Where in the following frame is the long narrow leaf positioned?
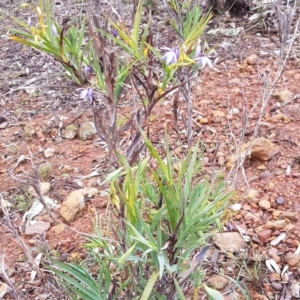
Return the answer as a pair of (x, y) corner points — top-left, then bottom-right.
(140, 271), (159, 300)
(203, 284), (225, 300)
(118, 243), (136, 269)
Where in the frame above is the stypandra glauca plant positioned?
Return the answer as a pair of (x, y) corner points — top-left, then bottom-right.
(85, 0), (213, 166)
(8, 0), (90, 85)
(50, 130), (234, 299)
(9, 0), (213, 166)
(168, 0), (213, 147)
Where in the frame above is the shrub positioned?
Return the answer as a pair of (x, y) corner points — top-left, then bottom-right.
(50, 131), (233, 299)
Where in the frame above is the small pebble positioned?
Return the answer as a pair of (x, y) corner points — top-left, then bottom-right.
(276, 197), (284, 205)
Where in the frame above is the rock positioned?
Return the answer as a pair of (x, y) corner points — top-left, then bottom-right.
(282, 104), (300, 121)
(28, 182), (50, 197)
(44, 147), (55, 158)
(214, 232), (244, 252)
(231, 203), (242, 211)
(59, 188), (98, 222)
(62, 124), (78, 139)
(268, 248), (281, 263)
(78, 121), (96, 140)
(271, 282), (283, 291)
(284, 224), (295, 231)
(199, 117), (209, 124)
(226, 156), (234, 169)
(245, 189), (259, 201)
(25, 221), (51, 235)
(285, 253), (300, 268)
(281, 211), (298, 222)
(60, 190), (85, 222)
(229, 108), (240, 115)
(286, 238), (297, 247)
(268, 113), (291, 123)
(257, 164), (266, 170)
(254, 226), (264, 233)
(81, 187), (98, 196)
(208, 275), (229, 290)
(276, 197), (284, 205)
(248, 138), (279, 161)
(230, 140), (275, 169)
(273, 89), (293, 102)
(213, 110), (225, 118)
(246, 54), (258, 65)
(50, 224), (66, 235)
(257, 229), (272, 243)
(23, 196), (59, 225)
(243, 211), (260, 223)
(259, 200), (271, 210)
(242, 203), (252, 211)
(266, 220), (287, 230)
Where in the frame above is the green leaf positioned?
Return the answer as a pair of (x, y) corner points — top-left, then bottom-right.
(117, 243), (136, 269)
(49, 261), (100, 299)
(140, 271), (159, 300)
(173, 277), (186, 300)
(203, 284), (225, 300)
(139, 127), (170, 181)
(104, 166), (125, 183)
(8, 27), (33, 38)
(145, 42), (162, 58)
(132, 0), (142, 54)
(10, 15), (28, 28)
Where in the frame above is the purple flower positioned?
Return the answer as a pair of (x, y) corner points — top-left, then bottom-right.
(112, 28), (118, 37)
(195, 55), (212, 69)
(193, 45), (213, 69)
(85, 66), (93, 74)
(162, 47), (179, 65)
(80, 88), (93, 103)
(227, 222), (233, 232)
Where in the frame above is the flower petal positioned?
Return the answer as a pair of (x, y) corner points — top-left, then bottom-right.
(87, 88), (93, 103)
(174, 48), (179, 60)
(85, 66), (93, 73)
(194, 45), (201, 58)
(113, 29), (118, 37)
(27, 17), (32, 28)
(80, 89), (88, 99)
(52, 23), (58, 36)
(196, 56), (213, 68)
(164, 53), (173, 65)
(206, 57), (213, 68)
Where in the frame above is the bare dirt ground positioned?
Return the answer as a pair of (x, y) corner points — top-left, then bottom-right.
(1, 0), (300, 299)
